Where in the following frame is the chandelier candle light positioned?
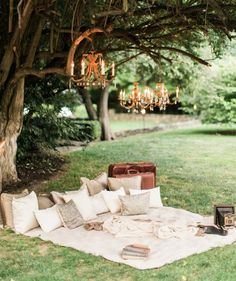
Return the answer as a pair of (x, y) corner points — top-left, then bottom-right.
(70, 51), (115, 88)
(119, 82), (179, 112)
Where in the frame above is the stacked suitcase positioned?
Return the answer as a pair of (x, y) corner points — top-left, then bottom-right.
(108, 162), (156, 189)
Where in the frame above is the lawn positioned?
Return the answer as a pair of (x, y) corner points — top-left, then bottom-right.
(1, 125), (236, 281)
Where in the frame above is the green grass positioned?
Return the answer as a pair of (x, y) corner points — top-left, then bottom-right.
(1, 125), (236, 280)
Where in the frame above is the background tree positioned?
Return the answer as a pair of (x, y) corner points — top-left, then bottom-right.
(179, 40), (236, 123)
(1, 0), (236, 190)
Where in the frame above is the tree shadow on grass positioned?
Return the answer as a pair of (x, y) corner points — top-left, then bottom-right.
(182, 128), (236, 136)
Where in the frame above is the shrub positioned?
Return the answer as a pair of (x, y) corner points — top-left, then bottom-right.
(17, 76), (101, 161)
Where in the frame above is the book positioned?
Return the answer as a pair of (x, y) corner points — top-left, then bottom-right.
(121, 244), (150, 260)
(124, 246), (150, 254)
(121, 249), (148, 257)
(121, 254), (148, 260)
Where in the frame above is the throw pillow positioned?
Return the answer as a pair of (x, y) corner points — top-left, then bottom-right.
(101, 187), (126, 213)
(0, 189), (29, 228)
(12, 191), (39, 233)
(34, 205), (62, 232)
(63, 188), (97, 221)
(80, 172), (108, 195)
(129, 187), (163, 208)
(108, 176), (142, 194)
(119, 192), (150, 216)
(50, 191), (66, 204)
(38, 196), (54, 210)
(57, 200), (84, 229)
(90, 192), (110, 215)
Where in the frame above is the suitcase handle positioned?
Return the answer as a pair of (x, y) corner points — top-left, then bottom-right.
(127, 168), (139, 174)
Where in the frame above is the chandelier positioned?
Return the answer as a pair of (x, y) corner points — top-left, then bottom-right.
(118, 82), (179, 112)
(69, 51), (115, 88)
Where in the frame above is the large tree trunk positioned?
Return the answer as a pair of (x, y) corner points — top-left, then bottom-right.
(0, 78), (25, 191)
(98, 85), (115, 141)
(0, 5), (44, 191)
(80, 88), (98, 120)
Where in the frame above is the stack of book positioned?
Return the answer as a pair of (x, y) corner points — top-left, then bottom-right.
(121, 244), (150, 260)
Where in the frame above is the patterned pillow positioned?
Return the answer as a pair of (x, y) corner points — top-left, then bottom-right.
(57, 200), (84, 229)
(119, 192), (150, 216)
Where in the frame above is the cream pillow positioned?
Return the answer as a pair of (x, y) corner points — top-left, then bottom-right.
(63, 189), (97, 221)
(50, 191), (66, 204)
(101, 187), (126, 213)
(108, 176), (142, 194)
(12, 191), (39, 234)
(90, 192), (110, 215)
(38, 196), (54, 210)
(129, 187), (163, 208)
(119, 192), (150, 216)
(34, 205), (62, 232)
(0, 189), (29, 228)
(80, 172), (108, 195)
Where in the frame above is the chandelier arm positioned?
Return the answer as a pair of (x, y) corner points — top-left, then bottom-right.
(119, 100), (136, 110)
(66, 27), (108, 76)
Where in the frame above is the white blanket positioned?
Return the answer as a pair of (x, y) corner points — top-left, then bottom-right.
(25, 207), (236, 270)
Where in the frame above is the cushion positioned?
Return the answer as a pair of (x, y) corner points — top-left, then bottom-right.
(119, 192), (150, 216)
(12, 191), (39, 233)
(108, 176), (142, 194)
(80, 172), (108, 195)
(101, 187), (126, 213)
(63, 188), (97, 221)
(86, 180), (105, 196)
(34, 205), (62, 232)
(50, 191), (66, 204)
(57, 200), (84, 229)
(0, 189), (29, 228)
(90, 192), (110, 215)
(129, 187), (163, 208)
(38, 196), (54, 210)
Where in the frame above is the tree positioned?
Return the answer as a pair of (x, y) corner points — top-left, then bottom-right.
(1, 0), (236, 190)
(180, 40), (236, 123)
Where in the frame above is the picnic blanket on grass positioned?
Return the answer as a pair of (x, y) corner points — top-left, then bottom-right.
(25, 207), (236, 270)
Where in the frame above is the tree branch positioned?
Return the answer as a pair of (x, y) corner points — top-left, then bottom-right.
(7, 67), (66, 90)
(156, 47), (211, 66)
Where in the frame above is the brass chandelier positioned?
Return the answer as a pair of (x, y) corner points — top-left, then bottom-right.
(70, 51), (115, 88)
(118, 82), (179, 112)
(66, 27), (115, 88)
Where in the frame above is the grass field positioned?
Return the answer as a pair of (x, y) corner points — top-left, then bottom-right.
(1, 125), (236, 281)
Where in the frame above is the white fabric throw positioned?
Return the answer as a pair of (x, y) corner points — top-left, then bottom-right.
(103, 211), (199, 239)
(25, 207), (236, 270)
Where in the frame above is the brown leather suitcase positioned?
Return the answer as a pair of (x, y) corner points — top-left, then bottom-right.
(108, 162), (156, 189)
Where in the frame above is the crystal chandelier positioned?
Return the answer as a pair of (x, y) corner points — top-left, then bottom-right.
(69, 51), (115, 88)
(118, 82), (179, 112)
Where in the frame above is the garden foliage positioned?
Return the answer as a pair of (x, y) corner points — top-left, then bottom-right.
(17, 77), (100, 160)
